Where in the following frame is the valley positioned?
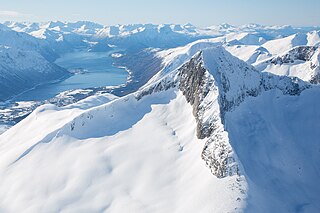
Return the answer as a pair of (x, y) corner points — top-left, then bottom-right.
(13, 51), (128, 102)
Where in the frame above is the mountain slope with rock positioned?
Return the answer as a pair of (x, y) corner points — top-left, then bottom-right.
(254, 46), (320, 83)
(0, 42), (319, 213)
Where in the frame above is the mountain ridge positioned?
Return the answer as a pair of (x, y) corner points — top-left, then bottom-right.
(0, 21), (319, 212)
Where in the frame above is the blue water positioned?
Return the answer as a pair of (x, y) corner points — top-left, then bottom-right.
(13, 51), (128, 101)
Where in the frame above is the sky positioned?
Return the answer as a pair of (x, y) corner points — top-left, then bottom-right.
(0, 0), (319, 27)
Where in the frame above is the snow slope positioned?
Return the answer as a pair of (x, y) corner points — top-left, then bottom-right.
(0, 26), (58, 61)
(0, 89), (246, 213)
(227, 87), (320, 213)
(149, 29), (320, 74)
(186, 31), (320, 83)
(221, 31), (320, 65)
(262, 32), (317, 55)
(225, 45), (271, 64)
(223, 32), (267, 45)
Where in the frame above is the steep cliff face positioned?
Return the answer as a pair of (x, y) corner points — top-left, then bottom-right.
(177, 53), (237, 178)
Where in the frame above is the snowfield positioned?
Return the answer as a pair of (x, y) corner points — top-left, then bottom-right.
(0, 90), (246, 213)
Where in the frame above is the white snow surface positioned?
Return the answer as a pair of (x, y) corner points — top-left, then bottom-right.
(226, 87), (320, 212)
(257, 31), (319, 56)
(0, 90), (246, 213)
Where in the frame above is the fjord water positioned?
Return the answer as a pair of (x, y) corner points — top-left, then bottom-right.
(13, 51), (128, 101)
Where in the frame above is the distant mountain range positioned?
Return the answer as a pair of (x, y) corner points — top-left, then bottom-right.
(4, 21), (320, 52)
(0, 21), (319, 102)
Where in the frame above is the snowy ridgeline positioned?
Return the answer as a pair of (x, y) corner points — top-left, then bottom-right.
(0, 43), (319, 213)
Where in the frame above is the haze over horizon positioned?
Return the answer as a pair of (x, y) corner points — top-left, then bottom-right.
(0, 0), (319, 27)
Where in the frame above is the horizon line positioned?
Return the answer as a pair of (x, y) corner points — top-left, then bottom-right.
(1, 20), (320, 29)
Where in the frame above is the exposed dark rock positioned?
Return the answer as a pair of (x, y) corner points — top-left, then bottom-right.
(178, 52), (214, 139)
(310, 73), (320, 84)
(135, 79), (177, 100)
(177, 52), (238, 178)
(267, 46), (318, 65)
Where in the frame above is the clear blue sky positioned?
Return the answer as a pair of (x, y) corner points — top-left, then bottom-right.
(0, 0), (319, 27)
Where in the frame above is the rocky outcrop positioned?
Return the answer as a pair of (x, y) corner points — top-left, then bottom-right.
(178, 52), (239, 178)
(310, 73), (320, 84)
(135, 72), (177, 100)
(267, 46), (318, 65)
(178, 52), (212, 138)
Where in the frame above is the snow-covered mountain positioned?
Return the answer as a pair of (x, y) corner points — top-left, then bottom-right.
(213, 30), (320, 83)
(91, 23), (214, 51)
(0, 21), (320, 212)
(0, 46), (70, 101)
(254, 46), (320, 83)
(5, 21), (319, 54)
(0, 38), (319, 213)
(0, 24), (58, 61)
(261, 31), (320, 55)
(0, 25), (70, 101)
(4, 21), (103, 36)
(3, 21), (105, 53)
(206, 23), (320, 38)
